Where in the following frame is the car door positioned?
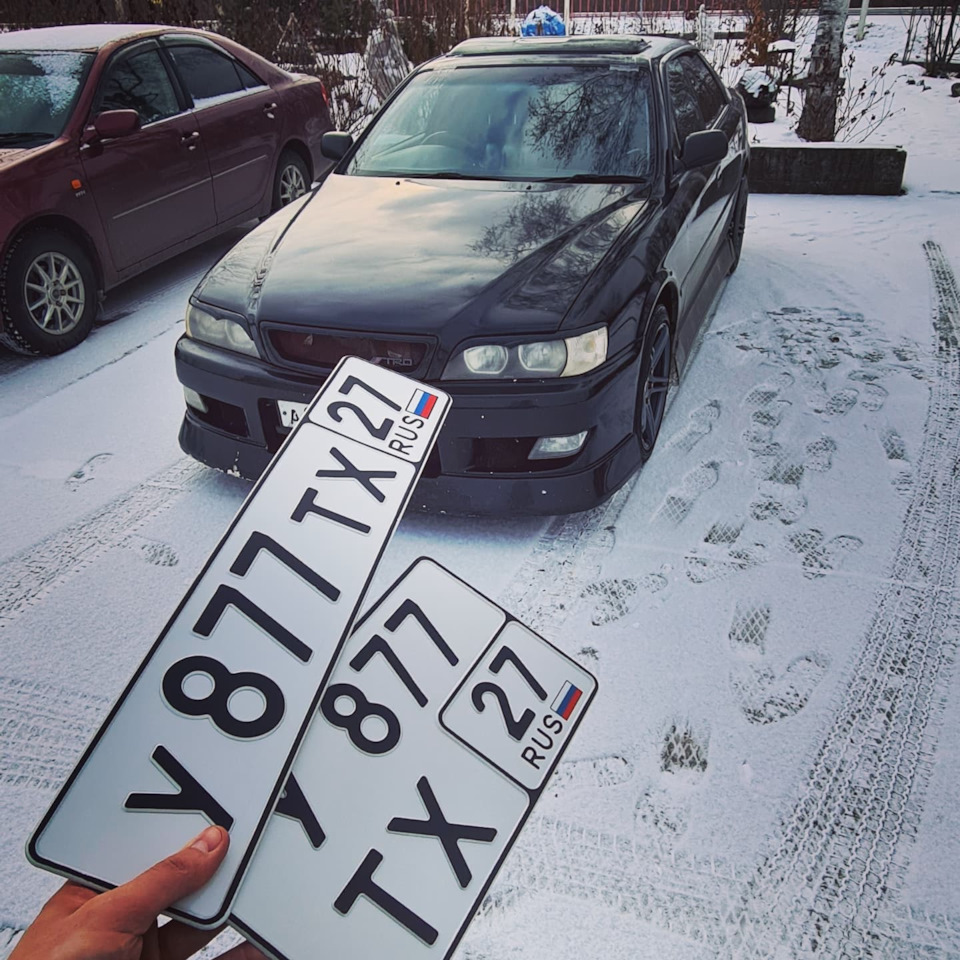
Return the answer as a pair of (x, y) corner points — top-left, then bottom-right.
(660, 52), (734, 348)
(80, 40), (216, 272)
(163, 39), (280, 224)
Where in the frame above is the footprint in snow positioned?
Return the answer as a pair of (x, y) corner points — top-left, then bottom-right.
(824, 388), (859, 418)
(786, 528), (862, 579)
(123, 535), (180, 567)
(860, 383), (888, 411)
(750, 482), (807, 525)
(879, 427), (908, 461)
(582, 574), (667, 625)
(728, 601), (770, 658)
(667, 400), (721, 453)
(730, 653), (829, 725)
(66, 453), (113, 489)
(655, 461), (720, 525)
(804, 436), (837, 473)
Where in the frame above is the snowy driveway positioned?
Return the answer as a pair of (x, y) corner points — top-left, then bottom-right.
(2, 191), (959, 959)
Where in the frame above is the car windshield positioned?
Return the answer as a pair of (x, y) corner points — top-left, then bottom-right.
(0, 51), (93, 145)
(346, 62), (654, 182)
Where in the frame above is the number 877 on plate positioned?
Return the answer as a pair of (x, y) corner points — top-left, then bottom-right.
(232, 558), (598, 960)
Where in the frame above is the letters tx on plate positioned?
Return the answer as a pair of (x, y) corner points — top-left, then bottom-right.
(231, 558), (597, 960)
(28, 358), (449, 928)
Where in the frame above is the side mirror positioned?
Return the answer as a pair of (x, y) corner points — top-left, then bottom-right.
(681, 129), (727, 169)
(92, 109), (141, 140)
(321, 131), (354, 162)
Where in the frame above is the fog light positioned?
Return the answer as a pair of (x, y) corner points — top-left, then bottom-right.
(183, 387), (208, 413)
(529, 431), (588, 460)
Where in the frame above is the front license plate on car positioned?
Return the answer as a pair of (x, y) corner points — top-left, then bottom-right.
(277, 400), (308, 428)
(231, 558), (597, 960)
(28, 358), (450, 928)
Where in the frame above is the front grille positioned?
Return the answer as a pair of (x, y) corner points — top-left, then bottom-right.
(267, 327), (433, 377)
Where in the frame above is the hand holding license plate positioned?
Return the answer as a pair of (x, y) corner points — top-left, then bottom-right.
(231, 559), (597, 960)
(28, 357), (450, 927)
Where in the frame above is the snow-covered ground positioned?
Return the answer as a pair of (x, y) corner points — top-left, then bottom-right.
(2, 15), (959, 960)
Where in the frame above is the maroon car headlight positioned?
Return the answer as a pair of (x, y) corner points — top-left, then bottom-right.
(185, 303), (260, 358)
(442, 327), (607, 380)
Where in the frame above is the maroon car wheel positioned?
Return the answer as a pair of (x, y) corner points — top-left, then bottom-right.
(272, 150), (310, 212)
(0, 230), (97, 356)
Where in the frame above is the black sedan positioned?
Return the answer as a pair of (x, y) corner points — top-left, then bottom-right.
(175, 35), (748, 515)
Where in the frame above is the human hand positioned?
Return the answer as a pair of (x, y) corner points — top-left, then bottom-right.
(12, 826), (265, 960)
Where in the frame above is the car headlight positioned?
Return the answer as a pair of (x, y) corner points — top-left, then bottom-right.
(443, 327), (607, 380)
(185, 303), (260, 358)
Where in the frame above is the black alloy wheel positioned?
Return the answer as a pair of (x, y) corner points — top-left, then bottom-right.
(637, 305), (672, 457)
(728, 177), (748, 274)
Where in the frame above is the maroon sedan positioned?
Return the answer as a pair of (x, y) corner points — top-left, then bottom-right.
(0, 23), (333, 354)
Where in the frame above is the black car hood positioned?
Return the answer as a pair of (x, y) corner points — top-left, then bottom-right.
(196, 173), (648, 336)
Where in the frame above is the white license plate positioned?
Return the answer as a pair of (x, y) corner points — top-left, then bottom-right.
(231, 558), (597, 960)
(277, 400), (308, 429)
(28, 358), (450, 928)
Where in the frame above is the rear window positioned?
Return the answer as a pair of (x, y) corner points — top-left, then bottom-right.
(0, 51), (93, 144)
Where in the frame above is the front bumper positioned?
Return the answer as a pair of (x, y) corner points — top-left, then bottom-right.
(175, 336), (645, 516)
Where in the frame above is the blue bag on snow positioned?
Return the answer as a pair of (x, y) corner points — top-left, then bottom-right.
(521, 6), (566, 36)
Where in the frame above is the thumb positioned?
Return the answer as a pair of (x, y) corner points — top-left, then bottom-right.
(85, 825), (229, 933)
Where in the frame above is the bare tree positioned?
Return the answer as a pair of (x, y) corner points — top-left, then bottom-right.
(796, 0), (850, 141)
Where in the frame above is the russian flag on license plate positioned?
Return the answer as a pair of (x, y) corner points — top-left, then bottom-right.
(407, 388), (439, 419)
(552, 681), (582, 720)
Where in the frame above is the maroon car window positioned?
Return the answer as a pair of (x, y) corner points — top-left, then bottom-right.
(166, 45), (244, 105)
(665, 57), (705, 154)
(235, 60), (265, 90)
(96, 49), (180, 125)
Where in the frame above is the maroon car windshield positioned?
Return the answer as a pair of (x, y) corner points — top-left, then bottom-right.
(0, 51), (94, 146)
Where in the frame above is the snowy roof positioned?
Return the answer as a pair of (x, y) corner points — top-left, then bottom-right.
(0, 23), (169, 52)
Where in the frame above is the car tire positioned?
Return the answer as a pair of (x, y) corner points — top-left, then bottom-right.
(272, 150), (311, 212)
(636, 304), (672, 459)
(0, 230), (97, 356)
(728, 177), (748, 275)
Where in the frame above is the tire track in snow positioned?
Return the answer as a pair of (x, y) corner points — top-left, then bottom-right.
(0, 458), (205, 627)
(730, 240), (960, 957)
(478, 246), (960, 958)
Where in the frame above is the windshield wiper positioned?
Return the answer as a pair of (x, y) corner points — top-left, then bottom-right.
(539, 173), (647, 183)
(0, 131), (55, 145)
(403, 171), (505, 181)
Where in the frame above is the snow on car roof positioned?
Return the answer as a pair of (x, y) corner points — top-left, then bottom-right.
(0, 23), (169, 52)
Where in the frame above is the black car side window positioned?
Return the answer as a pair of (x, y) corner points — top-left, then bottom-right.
(665, 57), (705, 155)
(683, 54), (727, 126)
(167, 45), (244, 105)
(96, 49), (181, 125)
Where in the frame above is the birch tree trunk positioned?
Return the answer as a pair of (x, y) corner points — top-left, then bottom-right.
(796, 0), (850, 141)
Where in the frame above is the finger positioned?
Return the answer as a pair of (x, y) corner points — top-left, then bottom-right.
(34, 881), (99, 922)
(85, 825), (228, 933)
(156, 919), (223, 960)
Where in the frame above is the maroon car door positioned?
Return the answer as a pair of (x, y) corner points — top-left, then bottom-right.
(80, 41), (216, 272)
(163, 39), (280, 224)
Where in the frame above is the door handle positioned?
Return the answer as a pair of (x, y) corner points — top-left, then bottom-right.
(263, 102), (278, 118)
(180, 131), (200, 150)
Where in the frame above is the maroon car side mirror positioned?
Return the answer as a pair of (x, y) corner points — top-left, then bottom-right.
(91, 109), (142, 140)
